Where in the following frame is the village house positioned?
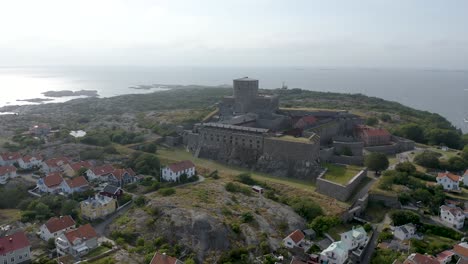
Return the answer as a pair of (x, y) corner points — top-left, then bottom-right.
(56, 224), (98, 258)
(100, 185), (123, 199)
(161, 160), (196, 182)
(0, 231), (31, 264)
(282, 229), (305, 249)
(62, 176), (90, 194)
(0, 166), (17, 184)
(320, 241), (348, 264)
(81, 194), (117, 220)
(436, 250), (455, 264)
(437, 172), (461, 192)
(39, 215), (76, 241)
(0, 152), (22, 166)
(150, 252), (184, 264)
(463, 170), (468, 186)
(29, 124), (51, 136)
(356, 125), (391, 146)
(37, 172), (64, 193)
(107, 168), (137, 187)
(41, 157), (70, 173)
(340, 226), (368, 251)
(403, 253), (439, 264)
(440, 205), (465, 229)
(18, 155), (43, 170)
(393, 223), (419, 241)
(63, 161), (93, 177)
(86, 164), (115, 181)
(453, 242), (468, 262)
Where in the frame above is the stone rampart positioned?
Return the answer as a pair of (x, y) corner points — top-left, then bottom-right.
(316, 168), (368, 201)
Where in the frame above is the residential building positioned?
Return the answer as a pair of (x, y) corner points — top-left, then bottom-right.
(393, 223), (418, 241)
(107, 168), (137, 187)
(62, 176), (90, 194)
(437, 250), (455, 264)
(56, 224), (98, 258)
(403, 253), (439, 264)
(0, 152), (21, 166)
(463, 170), (468, 186)
(0, 231), (31, 264)
(340, 226), (368, 251)
(150, 252), (184, 264)
(0, 166), (17, 184)
(161, 160), (196, 182)
(356, 125), (391, 146)
(320, 241), (348, 264)
(63, 161), (93, 177)
(282, 229), (305, 249)
(41, 157), (69, 173)
(437, 172), (461, 191)
(37, 172), (64, 193)
(86, 165), (115, 181)
(453, 242), (468, 261)
(290, 256), (308, 264)
(100, 185), (123, 199)
(440, 205), (465, 229)
(39, 215), (76, 241)
(18, 155), (43, 170)
(81, 194), (117, 220)
(29, 124), (51, 136)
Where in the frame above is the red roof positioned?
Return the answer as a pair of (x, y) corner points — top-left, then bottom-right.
(69, 161), (93, 172)
(440, 205), (464, 217)
(290, 256), (308, 264)
(0, 152), (21, 161)
(404, 253), (439, 264)
(437, 172), (461, 182)
(0, 231), (30, 254)
(65, 176), (89, 188)
(294, 116), (317, 129)
(436, 250), (454, 262)
(45, 157), (70, 168)
(168, 160), (195, 173)
(91, 165), (115, 176)
(0, 165), (16, 176)
(64, 224), (97, 244)
(286, 229), (305, 244)
(22, 155), (42, 163)
(43, 172), (64, 188)
(453, 243), (468, 257)
(111, 168), (136, 180)
(150, 252), (182, 264)
(362, 128), (391, 137)
(44, 216), (76, 233)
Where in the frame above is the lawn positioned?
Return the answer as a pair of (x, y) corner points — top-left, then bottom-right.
(322, 164), (363, 185)
(86, 246), (111, 258)
(0, 209), (21, 225)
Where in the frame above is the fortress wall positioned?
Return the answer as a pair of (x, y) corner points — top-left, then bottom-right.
(364, 143), (399, 154)
(199, 127), (264, 150)
(392, 136), (415, 152)
(319, 147), (334, 162)
(263, 137), (320, 162)
(316, 168), (368, 202)
(330, 155), (364, 166)
(186, 132), (200, 152)
(306, 120), (341, 145)
(333, 140), (364, 156)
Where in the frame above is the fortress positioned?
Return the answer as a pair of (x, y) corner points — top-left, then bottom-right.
(184, 77), (369, 180)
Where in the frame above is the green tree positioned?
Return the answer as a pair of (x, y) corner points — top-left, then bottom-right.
(414, 151), (440, 168)
(394, 123), (425, 143)
(366, 117), (378, 126)
(395, 162), (416, 174)
(390, 210), (420, 226)
(447, 156), (466, 171)
(308, 216), (341, 235)
(365, 152), (389, 172)
(379, 114), (391, 122)
(426, 128), (462, 149)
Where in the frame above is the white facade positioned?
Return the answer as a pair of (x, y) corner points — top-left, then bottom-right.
(320, 241), (348, 264)
(18, 156), (42, 169)
(0, 167), (17, 185)
(39, 223), (75, 241)
(161, 165), (195, 182)
(0, 246), (31, 264)
(393, 224), (417, 240)
(436, 173), (461, 191)
(282, 229), (305, 249)
(340, 226), (368, 251)
(440, 206), (465, 229)
(56, 235), (98, 258)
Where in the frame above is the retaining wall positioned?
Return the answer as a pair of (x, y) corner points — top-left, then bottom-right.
(316, 168), (368, 202)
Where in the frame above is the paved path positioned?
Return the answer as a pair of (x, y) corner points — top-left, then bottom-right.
(361, 213), (391, 264)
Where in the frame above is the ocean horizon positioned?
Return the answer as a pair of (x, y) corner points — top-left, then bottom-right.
(1, 65), (467, 132)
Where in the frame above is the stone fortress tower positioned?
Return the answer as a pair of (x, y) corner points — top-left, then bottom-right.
(232, 77), (259, 113)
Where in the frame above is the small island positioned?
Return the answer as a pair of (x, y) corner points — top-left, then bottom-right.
(41, 89), (99, 97)
(16, 98), (54, 103)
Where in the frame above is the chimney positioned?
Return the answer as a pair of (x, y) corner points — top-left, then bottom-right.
(162, 253), (167, 258)
(9, 237), (12, 242)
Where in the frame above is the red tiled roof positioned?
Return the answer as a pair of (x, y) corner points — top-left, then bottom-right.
(43, 172), (64, 188)
(64, 224), (97, 244)
(150, 252), (182, 264)
(65, 176), (89, 188)
(45, 157), (70, 168)
(168, 160), (195, 174)
(294, 116), (317, 128)
(69, 161), (93, 172)
(286, 229), (305, 244)
(437, 172), (461, 182)
(91, 165), (115, 176)
(436, 250), (454, 262)
(0, 165), (16, 176)
(111, 168), (136, 180)
(454, 243), (468, 258)
(44, 216), (76, 233)
(290, 256), (308, 264)
(404, 253), (439, 264)
(22, 155), (42, 163)
(0, 232), (30, 254)
(440, 205), (464, 217)
(0, 152), (21, 161)
(362, 128), (391, 137)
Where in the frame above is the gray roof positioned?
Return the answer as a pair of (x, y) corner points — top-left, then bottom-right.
(102, 184), (121, 194)
(234, 77), (258, 81)
(203, 122), (269, 133)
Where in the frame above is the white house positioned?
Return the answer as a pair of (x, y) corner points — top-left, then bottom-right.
(37, 172), (64, 193)
(0, 166), (17, 184)
(61, 176), (90, 194)
(320, 241), (348, 264)
(0, 152), (21, 166)
(18, 155), (43, 170)
(340, 226), (368, 251)
(0, 232), (31, 264)
(56, 224), (98, 258)
(440, 205), (465, 229)
(437, 172), (461, 191)
(161, 160), (196, 182)
(86, 164), (115, 181)
(393, 223), (418, 241)
(41, 157), (69, 173)
(39, 215), (76, 241)
(282, 229), (305, 249)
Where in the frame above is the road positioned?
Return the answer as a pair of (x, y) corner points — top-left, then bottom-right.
(361, 213), (391, 264)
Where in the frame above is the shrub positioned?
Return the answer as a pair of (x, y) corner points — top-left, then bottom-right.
(308, 216), (341, 235)
(391, 210), (420, 226)
(414, 151), (441, 168)
(134, 196), (146, 207)
(241, 212), (254, 223)
(225, 182), (251, 196)
(235, 173), (257, 185)
(288, 197), (323, 221)
(159, 187), (176, 196)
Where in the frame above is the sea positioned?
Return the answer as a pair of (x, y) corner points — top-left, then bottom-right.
(0, 66), (467, 132)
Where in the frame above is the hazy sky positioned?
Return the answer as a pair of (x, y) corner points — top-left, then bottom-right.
(1, 0), (468, 68)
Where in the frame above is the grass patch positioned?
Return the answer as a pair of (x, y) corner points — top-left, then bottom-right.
(86, 246), (110, 258)
(269, 135), (311, 143)
(322, 164), (362, 185)
(0, 209), (21, 225)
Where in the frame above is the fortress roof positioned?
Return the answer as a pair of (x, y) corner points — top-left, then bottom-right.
(203, 122), (269, 133)
(234, 77), (258, 81)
